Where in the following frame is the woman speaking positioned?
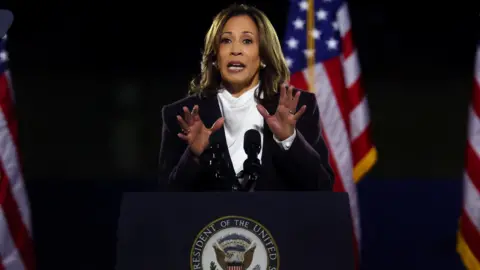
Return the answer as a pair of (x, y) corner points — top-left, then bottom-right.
(158, 4), (334, 192)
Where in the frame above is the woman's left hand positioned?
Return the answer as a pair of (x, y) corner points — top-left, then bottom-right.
(257, 84), (307, 141)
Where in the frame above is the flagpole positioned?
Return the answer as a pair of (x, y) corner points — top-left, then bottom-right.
(307, 0), (315, 92)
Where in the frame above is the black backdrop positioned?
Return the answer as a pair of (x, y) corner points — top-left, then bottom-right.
(0, 0), (479, 268)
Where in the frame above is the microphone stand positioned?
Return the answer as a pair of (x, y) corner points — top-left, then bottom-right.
(239, 144), (261, 192)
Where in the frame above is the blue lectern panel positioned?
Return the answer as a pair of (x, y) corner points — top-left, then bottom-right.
(116, 192), (354, 270)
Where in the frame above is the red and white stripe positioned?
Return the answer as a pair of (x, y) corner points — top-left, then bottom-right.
(0, 38), (35, 270)
(290, 2), (376, 264)
(457, 44), (480, 270)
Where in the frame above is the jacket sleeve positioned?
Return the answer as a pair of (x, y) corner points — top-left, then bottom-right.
(158, 104), (202, 191)
(274, 93), (335, 191)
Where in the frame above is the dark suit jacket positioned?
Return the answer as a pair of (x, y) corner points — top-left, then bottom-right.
(158, 90), (334, 191)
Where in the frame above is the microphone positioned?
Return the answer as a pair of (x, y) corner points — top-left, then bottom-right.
(239, 129), (262, 191)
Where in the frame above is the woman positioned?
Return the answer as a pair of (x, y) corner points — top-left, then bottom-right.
(158, 4), (334, 191)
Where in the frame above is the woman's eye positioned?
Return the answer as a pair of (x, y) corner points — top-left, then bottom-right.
(220, 38), (231, 43)
(243, 39), (253, 44)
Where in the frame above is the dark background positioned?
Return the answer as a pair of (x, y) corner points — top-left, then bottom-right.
(0, 0), (479, 269)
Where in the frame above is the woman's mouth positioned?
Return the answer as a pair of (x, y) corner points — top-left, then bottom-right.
(227, 61), (246, 72)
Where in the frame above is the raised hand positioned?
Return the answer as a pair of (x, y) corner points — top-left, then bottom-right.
(176, 105), (224, 156)
(256, 84), (306, 141)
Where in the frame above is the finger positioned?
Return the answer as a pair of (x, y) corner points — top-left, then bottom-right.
(177, 133), (189, 141)
(210, 117), (225, 133)
(256, 104), (271, 119)
(193, 113), (201, 122)
(286, 84), (293, 99)
(191, 105), (199, 121)
(285, 84), (293, 109)
(176, 115), (189, 131)
(290, 89), (301, 110)
(293, 105), (307, 121)
(192, 106), (201, 122)
(183, 106), (192, 124)
(279, 83), (287, 105)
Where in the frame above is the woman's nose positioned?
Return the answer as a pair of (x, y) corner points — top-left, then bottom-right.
(230, 43), (243, 55)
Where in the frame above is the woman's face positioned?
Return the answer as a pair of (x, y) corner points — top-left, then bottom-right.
(217, 15), (261, 90)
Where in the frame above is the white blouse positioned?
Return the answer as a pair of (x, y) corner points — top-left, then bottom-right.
(217, 82), (296, 176)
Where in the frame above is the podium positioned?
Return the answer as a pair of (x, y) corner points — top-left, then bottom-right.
(115, 192), (355, 270)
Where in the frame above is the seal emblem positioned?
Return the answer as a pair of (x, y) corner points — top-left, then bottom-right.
(190, 215), (280, 270)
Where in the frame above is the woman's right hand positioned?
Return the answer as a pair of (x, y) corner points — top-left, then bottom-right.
(176, 105), (225, 157)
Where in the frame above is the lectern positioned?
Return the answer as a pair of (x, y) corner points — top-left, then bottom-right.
(115, 192), (355, 270)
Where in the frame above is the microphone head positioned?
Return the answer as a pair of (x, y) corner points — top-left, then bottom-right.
(244, 129), (261, 155)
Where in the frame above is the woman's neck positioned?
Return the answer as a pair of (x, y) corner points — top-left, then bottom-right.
(223, 79), (260, 98)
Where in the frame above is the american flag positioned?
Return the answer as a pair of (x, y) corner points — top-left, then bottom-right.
(457, 43), (480, 270)
(282, 0), (377, 263)
(0, 35), (35, 269)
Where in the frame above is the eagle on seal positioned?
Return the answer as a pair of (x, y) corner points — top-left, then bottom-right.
(212, 233), (256, 270)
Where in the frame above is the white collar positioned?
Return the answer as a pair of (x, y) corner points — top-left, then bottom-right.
(217, 82), (260, 108)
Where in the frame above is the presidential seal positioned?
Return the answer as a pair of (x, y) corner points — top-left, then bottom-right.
(190, 215), (280, 270)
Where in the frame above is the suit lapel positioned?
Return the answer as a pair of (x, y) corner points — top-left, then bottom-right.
(198, 94), (223, 131)
(199, 94), (238, 184)
(260, 94), (279, 152)
(261, 95), (279, 133)
(257, 96), (279, 188)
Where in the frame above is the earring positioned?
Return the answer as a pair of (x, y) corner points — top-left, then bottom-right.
(212, 61), (218, 68)
(260, 62), (266, 69)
